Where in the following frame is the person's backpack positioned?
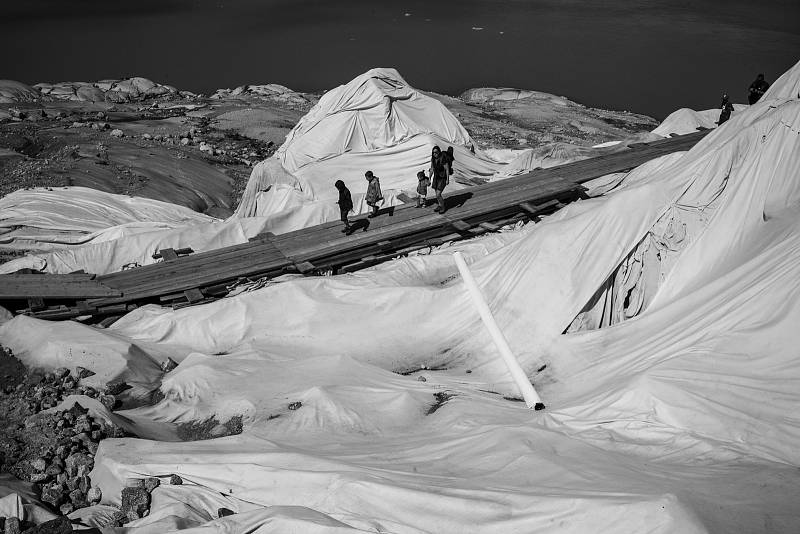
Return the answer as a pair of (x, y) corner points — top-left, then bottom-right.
(445, 147), (455, 175)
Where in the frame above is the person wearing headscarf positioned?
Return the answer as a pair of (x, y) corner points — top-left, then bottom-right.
(429, 146), (449, 213)
(364, 170), (383, 218)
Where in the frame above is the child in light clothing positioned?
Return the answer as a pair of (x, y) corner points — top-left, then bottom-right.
(416, 170), (430, 208)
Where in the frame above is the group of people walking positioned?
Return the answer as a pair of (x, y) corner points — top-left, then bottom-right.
(717, 73), (771, 125)
(334, 145), (455, 234)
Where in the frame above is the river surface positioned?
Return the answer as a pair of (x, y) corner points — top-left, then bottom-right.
(1, 0), (798, 118)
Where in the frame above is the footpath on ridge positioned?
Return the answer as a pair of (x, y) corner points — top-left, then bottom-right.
(0, 130), (709, 321)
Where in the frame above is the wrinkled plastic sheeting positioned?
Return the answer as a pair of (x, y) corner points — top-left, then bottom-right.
(0, 186), (214, 246)
(0, 315), (164, 399)
(83, 78), (800, 532)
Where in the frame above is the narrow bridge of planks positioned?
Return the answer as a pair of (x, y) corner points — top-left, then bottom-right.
(0, 131), (709, 321)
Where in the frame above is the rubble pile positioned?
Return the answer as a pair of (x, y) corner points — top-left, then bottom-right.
(0, 350), (128, 521)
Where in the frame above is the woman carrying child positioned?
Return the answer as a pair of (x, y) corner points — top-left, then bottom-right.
(429, 145), (449, 214)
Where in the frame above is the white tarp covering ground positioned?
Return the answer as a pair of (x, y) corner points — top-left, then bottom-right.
(651, 104), (747, 137)
(0, 186), (215, 249)
(1, 60), (800, 532)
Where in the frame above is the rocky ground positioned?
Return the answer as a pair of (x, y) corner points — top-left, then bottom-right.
(0, 342), (248, 531)
(0, 84), (311, 218)
(443, 87), (658, 149)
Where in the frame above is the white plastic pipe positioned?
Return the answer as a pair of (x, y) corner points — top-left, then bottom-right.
(453, 251), (545, 410)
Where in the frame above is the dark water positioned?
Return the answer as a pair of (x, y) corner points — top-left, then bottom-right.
(1, 0), (798, 118)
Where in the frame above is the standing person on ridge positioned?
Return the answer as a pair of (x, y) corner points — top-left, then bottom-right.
(429, 146), (449, 214)
(334, 179), (353, 233)
(748, 73), (770, 105)
(364, 170), (383, 218)
(717, 93), (734, 125)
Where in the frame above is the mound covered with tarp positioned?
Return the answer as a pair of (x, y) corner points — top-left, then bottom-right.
(1, 60), (799, 532)
(235, 68), (507, 218)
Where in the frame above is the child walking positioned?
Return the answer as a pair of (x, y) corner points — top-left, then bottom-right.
(334, 179), (353, 233)
(364, 170), (383, 218)
(416, 170), (430, 208)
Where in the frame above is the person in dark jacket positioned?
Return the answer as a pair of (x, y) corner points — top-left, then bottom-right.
(717, 94), (734, 125)
(334, 179), (353, 233)
(748, 74), (769, 105)
(429, 146), (449, 213)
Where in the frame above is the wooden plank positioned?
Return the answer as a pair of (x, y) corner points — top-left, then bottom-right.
(89, 255), (292, 306)
(155, 248), (179, 261)
(518, 202), (539, 215)
(0, 278), (122, 299)
(97, 304), (128, 315)
(295, 261), (316, 274)
(183, 288), (205, 303)
(102, 237), (288, 288)
(109, 246), (290, 293)
(76, 300), (97, 314)
(29, 306), (78, 320)
(102, 240), (266, 285)
(1, 273), (96, 282)
(449, 219), (473, 232)
(87, 183), (576, 304)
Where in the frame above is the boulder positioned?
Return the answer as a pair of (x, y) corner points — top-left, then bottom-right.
(142, 477), (160, 493)
(31, 457), (47, 472)
(40, 483), (66, 508)
(75, 86), (105, 103)
(120, 486), (150, 518)
(64, 452), (93, 477)
(86, 486), (102, 504)
(3, 517), (21, 534)
(0, 80), (43, 103)
(130, 77), (157, 94)
(145, 85), (170, 98)
(95, 80), (118, 91)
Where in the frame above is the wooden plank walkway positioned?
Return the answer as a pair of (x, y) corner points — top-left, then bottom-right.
(0, 274), (121, 298)
(0, 130), (709, 320)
